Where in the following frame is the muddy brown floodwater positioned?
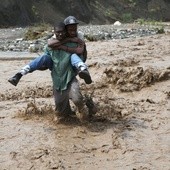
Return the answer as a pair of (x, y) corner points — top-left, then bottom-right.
(0, 28), (170, 170)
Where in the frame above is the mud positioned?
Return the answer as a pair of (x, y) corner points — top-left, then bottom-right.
(0, 30), (170, 170)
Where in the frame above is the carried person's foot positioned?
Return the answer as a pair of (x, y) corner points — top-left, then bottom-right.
(79, 69), (92, 84)
(8, 73), (22, 86)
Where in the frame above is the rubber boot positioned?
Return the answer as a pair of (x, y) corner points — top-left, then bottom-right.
(8, 73), (22, 86)
(79, 68), (92, 84)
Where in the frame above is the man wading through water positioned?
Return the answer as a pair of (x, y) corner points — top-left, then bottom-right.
(47, 16), (96, 122)
(9, 16), (97, 122)
(45, 22), (91, 122)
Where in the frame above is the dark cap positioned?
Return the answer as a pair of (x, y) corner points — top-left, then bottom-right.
(64, 16), (79, 26)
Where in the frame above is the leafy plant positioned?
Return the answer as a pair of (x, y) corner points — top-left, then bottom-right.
(24, 23), (51, 40)
(135, 18), (165, 34)
(32, 5), (39, 19)
(122, 13), (133, 23)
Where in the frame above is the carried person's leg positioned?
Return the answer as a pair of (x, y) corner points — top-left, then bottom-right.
(8, 54), (53, 86)
(29, 54), (53, 72)
(71, 54), (92, 84)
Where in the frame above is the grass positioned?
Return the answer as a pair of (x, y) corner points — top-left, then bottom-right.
(24, 23), (52, 40)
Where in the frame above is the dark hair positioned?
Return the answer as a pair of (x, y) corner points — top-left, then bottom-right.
(54, 22), (65, 31)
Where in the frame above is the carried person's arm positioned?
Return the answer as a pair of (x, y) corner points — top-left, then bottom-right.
(48, 38), (62, 48)
(52, 37), (85, 55)
(60, 37), (87, 62)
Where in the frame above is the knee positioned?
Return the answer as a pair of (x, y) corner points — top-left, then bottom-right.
(42, 54), (51, 61)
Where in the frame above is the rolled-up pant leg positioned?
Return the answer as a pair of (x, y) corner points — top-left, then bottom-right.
(53, 88), (72, 117)
(69, 78), (84, 108)
(71, 54), (87, 69)
(69, 78), (88, 118)
(19, 54), (53, 75)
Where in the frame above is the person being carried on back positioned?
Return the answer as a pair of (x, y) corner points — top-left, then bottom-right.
(48, 16), (91, 84)
(8, 16), (92, 86)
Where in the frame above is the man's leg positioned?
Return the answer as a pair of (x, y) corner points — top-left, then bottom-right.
(71, 54), (92, 84)
(69, 78), (89, 122)
(8, 54), (53, 86)
(53, 88), (73, 121)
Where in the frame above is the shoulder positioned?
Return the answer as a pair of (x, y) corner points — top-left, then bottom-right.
(77, 31), (84, 41)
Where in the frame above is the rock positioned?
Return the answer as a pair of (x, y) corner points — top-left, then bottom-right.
(0, 24), (162, 53)
(114, 21), (121, 26)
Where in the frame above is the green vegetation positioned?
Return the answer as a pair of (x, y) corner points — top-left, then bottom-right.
(122, 13), (133, 23)
(24, 23), (51, 40)
(155, 26), (165, 34)
(136, 18), (163, 26)
(136, 18), (165, 34)
(105, 9), (112, 17)
(125, 0), (137, 7)
(32, 5), (40, 19)
(84, 34), (98, 42)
